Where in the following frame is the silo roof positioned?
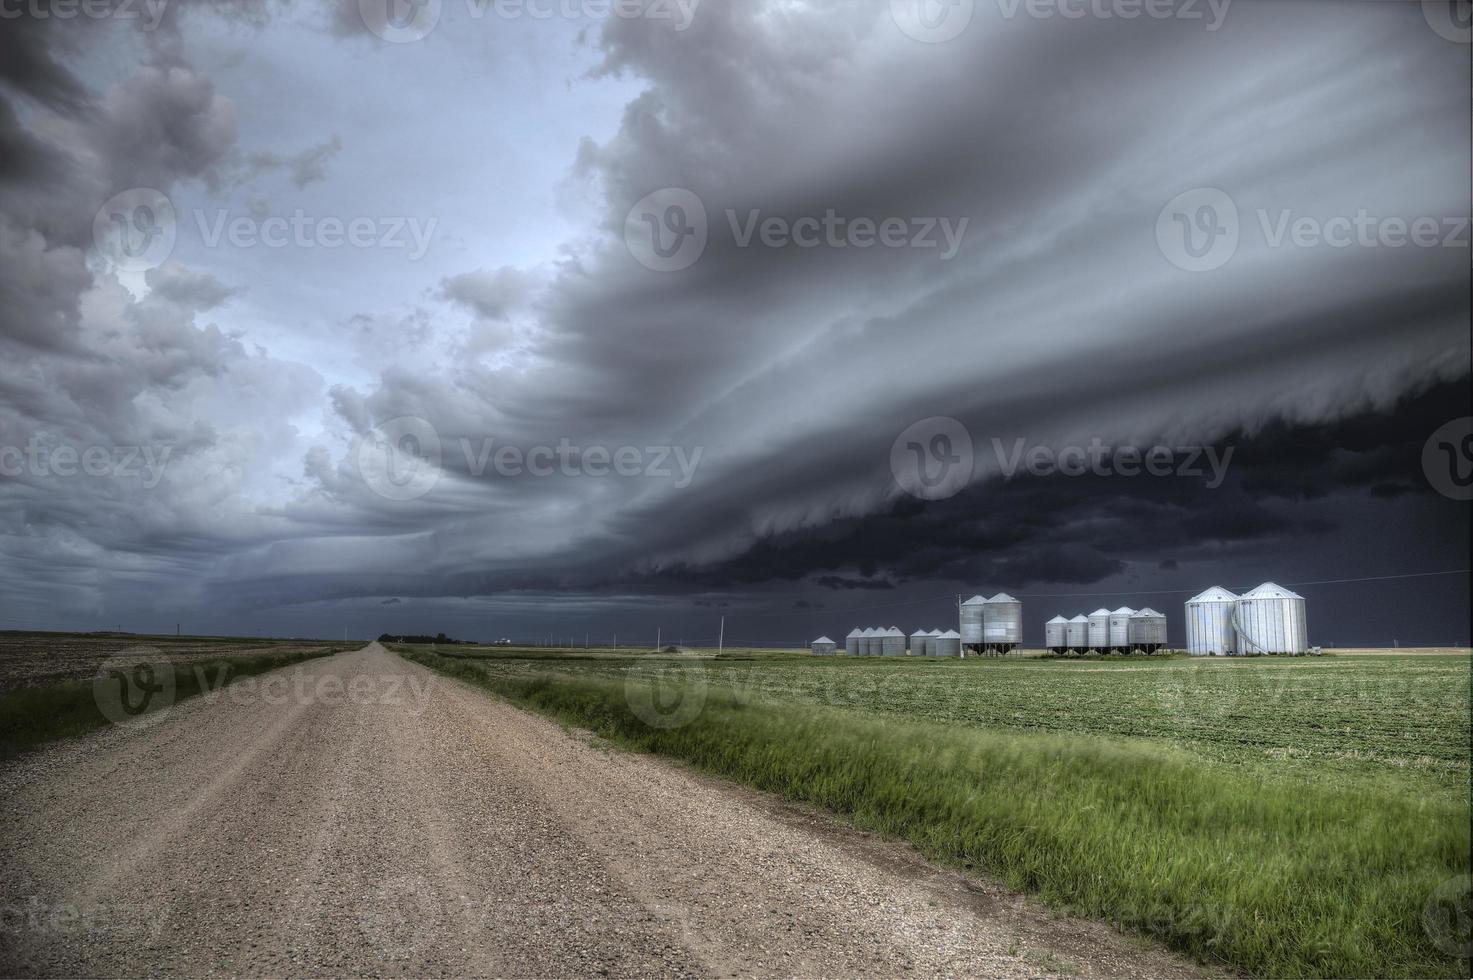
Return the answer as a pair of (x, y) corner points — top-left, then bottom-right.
(961, 595), (988, 605)
(1111, 606), (1135, 615)
(1069, 614), (1090, 622)
(986, 593), (1019, 603)
(1046, 615), (1069, 624)
(938, 629), (961, 638)
(1242, 582), (1303, 600)
(910, 628), (930, 637)
(1188, 586), (1239, 603)
(846, 628), (864, 637)
(1131, 607), (1163, 617)
(926, 628), (944, 635)
(1090, 608), (1111, 616)
(812, 636), (833, 644)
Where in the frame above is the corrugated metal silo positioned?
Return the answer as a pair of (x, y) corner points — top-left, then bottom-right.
(932, 629), (962, 657)
(810, 636), (836, 656)
(1044, 615), (1068, 652)
(1234, 583), (1309, 655)
(910, 629), (931, 657)
(1128, 608), (1167, 652)
(881, 626), (906, 657)
(1185, 587), (1238, 656)
(1066, 615), (1089, 651)
(1108, 607), (1135, 651)
(856, 627), (873, 656)
(982, 593), (1023, 653)
(1086, 609), (1111, 652)
(845, 628), (862, 656)
(959, 595), (987, 648)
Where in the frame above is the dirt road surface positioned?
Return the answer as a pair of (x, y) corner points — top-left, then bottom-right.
(0, 644), (1201, 978)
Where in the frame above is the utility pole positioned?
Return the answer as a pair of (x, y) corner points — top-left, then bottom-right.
(613, 632), (617, 654)
(718, 616), (724, 655)
(656, 627), (661, 651)
(956, 594), (963, 659)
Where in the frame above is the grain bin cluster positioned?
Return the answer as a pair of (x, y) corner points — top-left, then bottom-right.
(959, 594), (1022, 655)
(1047, 606), (1167, 654)
(1185, 583), (1309, 655)
(827, 625), (956, 656)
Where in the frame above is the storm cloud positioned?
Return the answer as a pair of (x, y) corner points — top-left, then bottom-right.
(0, 0), (1467, 645)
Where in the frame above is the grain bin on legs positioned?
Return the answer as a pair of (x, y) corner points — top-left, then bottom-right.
(981, 593), (1023, 654)
(1086, 609), (1111, 652)
(1128, 608), (1167, 652)
(960, 595), (987, 652)
(1044, 615), (1069, 653)
(1108, 607), (1135, 652)
(1066, 615), (1089, 652)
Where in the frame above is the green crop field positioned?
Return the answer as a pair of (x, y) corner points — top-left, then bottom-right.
(396, 644), (1472, 978)
(412, 647), (1471, 796)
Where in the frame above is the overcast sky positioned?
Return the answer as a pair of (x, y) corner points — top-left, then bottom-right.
(0, 0), (1468, 646)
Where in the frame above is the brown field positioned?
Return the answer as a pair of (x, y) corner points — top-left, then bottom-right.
(0, 630), (355, 691)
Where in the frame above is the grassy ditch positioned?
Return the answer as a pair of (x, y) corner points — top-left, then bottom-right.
(0, 646), (348, 758)
(397, 645), (1472, 979)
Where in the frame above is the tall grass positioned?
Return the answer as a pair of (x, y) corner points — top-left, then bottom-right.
(399, 646), (1471, 979)
(0, 647), (345, 758)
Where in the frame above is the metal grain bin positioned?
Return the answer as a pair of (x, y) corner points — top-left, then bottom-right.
(1186, 587), (1239, 656)
(982, 593), (1023, 653)
(881, 627), (906, 657)
(845, 628), (862, 656)
(1128, 608), (1167, 652)
(1066, 614), (1089, 651)
(810, 636), (836, 656)
(859, 627), (878, 657)
(1234, 583), (1309, 655)
(932, 629), (962, 658)
(1108, 607), (1135, 651)
(910, 628), (932, 657)
(1086, 608), (1111, 651)
(1044, 615), (1068, 652)
(959, 595), (987, 648)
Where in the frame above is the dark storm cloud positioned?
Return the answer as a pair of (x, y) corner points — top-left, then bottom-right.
(0, 1), (1466, 644)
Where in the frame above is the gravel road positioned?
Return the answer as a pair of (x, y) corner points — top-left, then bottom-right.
(0, 644), (1202, 978)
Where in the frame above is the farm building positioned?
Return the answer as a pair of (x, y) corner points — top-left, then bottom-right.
(1044, 615), (1069, 652)
(810, 636), (836, 656)
(1086, 609), (1111, 652)
(1233, 583), (1310, 655)
(1186, 587), (1239, 655)
(845, 628), (862, 656)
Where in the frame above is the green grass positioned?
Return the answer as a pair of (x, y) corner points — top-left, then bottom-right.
(430, 648), (1471, 795)
(397, 645), (1472, 979)
(0, 646), (348, 757)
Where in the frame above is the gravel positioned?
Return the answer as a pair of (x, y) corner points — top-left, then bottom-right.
(0, 643), (1206, 978)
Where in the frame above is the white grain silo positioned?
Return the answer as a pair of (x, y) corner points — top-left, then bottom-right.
(959, 595), (987, 653)
(1066, 614), (1089, 652)
(932, 629), (962, 657)
(1128, 608), (1167, 652)
(881, 626), (906, 657)
(1185, 587), (1239, 656)
(982, 593), (1023, 654)
(1108, 607), (1135, 652)
(910, 628), (931, 657)
(1086, 609), (1111, 652)
(1044, 615), (1068, 653)
(1234, 583), (1309, 655)
(859, 627), (878, 656)
(810, 636), (836, 656)
(845, 628), (863, 657)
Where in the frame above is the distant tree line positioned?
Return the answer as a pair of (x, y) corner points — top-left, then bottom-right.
(377, 632), (471, 645)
